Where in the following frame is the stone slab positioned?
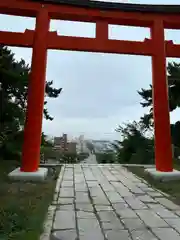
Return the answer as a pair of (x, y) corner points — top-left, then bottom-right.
(77, 211), (96, 219)
(152, 228), (180, 240)
(57, 204), (74, 211)
(75, 192), (90, 203)
(122, 218), (146, 231)
(78, 218), (101, 232)
(98, 211), (120, 223)
(130, 187), (145, 194)
(75, 184), (87, 192)
(145, 168), (180, 181)
(105, 230), (131, 240)
(175, 211), (180, 216)
(147, 204), (178, 218)
(8, 167), (48, 181)
(147, 191), (163, 197)
(58, 198), (74, 205)
(100, 183), (115, 192)
(106, 191), (124, 203)
(51, 229), (77, 240)
(135, 209), (169, 228)
(165, 218), (180, 234)
(89, 187), (104, 197)
(86, 181), (99, 187)
(61, 181), (74, 187)
(115, 208), (138, 218)
(116, 188), (133, 197)
(76, 203), (94, 212)
(155, 198), (180, 210)
(101, 221), (124, 230)
(113, 202), (129, 209)
(124, 197), (147, 210)
(59, 188), (74, 198)
(95, 205), (113, 211)
(79, 230), (104, 240)
(131, 230), (158, 240)
(137, 195), (157, 203)
(141, 187), (156, 193)
(92, 196), (110, 205)
(53, 210), (76, 230)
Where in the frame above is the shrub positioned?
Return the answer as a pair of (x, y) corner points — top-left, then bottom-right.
(96, 152), (116, 164)
(77, 153), (89, 162)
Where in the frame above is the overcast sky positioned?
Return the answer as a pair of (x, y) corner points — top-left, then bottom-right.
(1, 0), (180, 140)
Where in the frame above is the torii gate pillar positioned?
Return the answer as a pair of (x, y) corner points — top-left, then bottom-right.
(152, 20), (173, 172)
(145, 20), (180, 180)
(9, 6), (50, 181)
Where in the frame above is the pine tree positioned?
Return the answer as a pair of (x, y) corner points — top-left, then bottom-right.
(138, 62), (180, 129)
(0, 45), (62, 159)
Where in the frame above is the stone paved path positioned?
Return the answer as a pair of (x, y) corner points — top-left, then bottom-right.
(48, 164), (180, 240)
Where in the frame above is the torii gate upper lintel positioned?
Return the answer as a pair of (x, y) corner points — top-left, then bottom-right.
(1, 0), (180, 178)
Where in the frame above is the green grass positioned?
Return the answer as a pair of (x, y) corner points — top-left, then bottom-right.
(174, 162), (180, 171)
(0, 160), (61, 240)
(127, 164), (180, 206)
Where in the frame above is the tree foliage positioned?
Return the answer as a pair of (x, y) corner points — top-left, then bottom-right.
(113, 62), (180, 164)
(86, 141), (95, 153)
(171, 121), (180, 147)
(0, 46), (61, 160)
(113, 121), (154, 164)
(138, 62), (180, 150)
(96, 152), (116, 164)
(138, 62), (180, 129)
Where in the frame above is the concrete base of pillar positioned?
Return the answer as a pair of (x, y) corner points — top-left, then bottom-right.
(8, 167), (48, 181)
(145, 168), (180, 181)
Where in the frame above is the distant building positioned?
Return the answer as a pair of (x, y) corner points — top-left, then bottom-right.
(67, 142), (77, 153)
(76, 135), (89, 154)
(54, 134), (76, 154)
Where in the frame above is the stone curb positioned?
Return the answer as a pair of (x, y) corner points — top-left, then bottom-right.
(52, 165), (65, 204)
(121, 164), (155, 168)
(126, 168), (171, 198)
(55, 166), (65, 194)
(40, 205), (56, 240)
(40, 165), (65, 240)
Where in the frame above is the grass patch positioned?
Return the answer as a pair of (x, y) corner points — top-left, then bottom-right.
(0, 160), (61, 240)
(127, 165), (180, 206)
(174, 162), (180, 171)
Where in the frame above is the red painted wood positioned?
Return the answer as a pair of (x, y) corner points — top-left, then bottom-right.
(151, 20), (173, 172)
(1, 0), (180, 29)
(166, 40), (180, 58)
(0, 30), (180, 58)
(0, 30), (34, 47)
(0, 0), (39, 17)
(96, 21), (108, 41)
(47, 33), (154, 55)
(21, 6), (50, 172)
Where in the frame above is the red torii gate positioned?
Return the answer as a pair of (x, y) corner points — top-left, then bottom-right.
(1, 0), (180, 176)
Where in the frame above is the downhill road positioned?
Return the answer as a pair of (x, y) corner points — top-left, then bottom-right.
(82, 154), (97, 164)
